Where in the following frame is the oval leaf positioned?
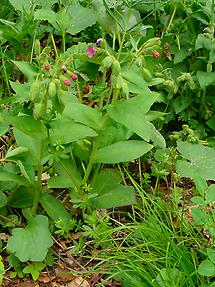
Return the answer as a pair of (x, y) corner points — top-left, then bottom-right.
(94, 140), (153, 164)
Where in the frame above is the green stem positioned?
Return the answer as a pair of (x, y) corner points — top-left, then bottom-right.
(211, 0), (215, 35)
(163, 4), (177, 36)
(50, 33), (59, 58)
(112, 88), (119, 103)
(62, 30), (66, 53)
(117, 31), (126, 60)
(76, 78), (82, 102)
(82, 140), (99, 186)
(32, 140), (44, 214)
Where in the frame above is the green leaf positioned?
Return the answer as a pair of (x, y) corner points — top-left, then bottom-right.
(94, 140), (153, 164)
(198, 260), (215, 277)
(40, 193), (72, 223)
(92, 169), (122, 195)
(93, 185), (136, 209)
(191, 196), (207, 207)
(48, 176), (75, 188)
(62, 102), (103, 130)
(9, 0), (32, 12)
(174, 49), (189, 64)
(0, 191), (7, 208)
(193, 176), (207, 197)
(208, 248), (215, 265)
(0, 171), (30, 186)
(49, 118), (97, 145)
(7, 215), (52, 262)
(6, 146), (29, 160)
(191, 207), (209, 225)
(196, 71), (215, 89)
(7, 187), (34, 208)
(206, 184), (215, 204)
(10, 81), (31, 103)
(107, 94), (158, 141)
(66, 4), (96, 35)
(121, 66), (150, 94)
(11, 61), (37, 81)
(0, 255), (4, 284)
(176, 142), (215, 180)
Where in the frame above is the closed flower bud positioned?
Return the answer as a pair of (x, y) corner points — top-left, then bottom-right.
(112, 59), (121, 75)
(61, 65), (67, 73)
(34, 39), (41, 57)
(33, 101), (45, 119)
(152, 51), (160, 59)
(30, 80), (40, 101)
(142, 67), (152, 82)
(121, 81), (129, 98)
(48, 80), (57, 97)
(44, 63), (51, 71)
(101, 56), (113, 70)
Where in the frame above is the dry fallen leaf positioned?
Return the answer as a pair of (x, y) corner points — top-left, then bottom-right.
(67, 276), (90, 287)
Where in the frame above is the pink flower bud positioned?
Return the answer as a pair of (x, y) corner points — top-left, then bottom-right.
(152, 51), (160, 59)
(44, 63), (51, 71)
(64, 79), (71, 86)
(70, 73), (78, 81)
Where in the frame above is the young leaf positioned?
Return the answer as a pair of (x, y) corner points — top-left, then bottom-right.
(94, 140), (153, 164)
(198, 260), (215, 277)
(62, 102), (103, 130)
(91, 169), (122, 195)
(206, 184), (215, 204)
(92, 185), (136, 209)
(0, 191), (7, 208)
(107, 95), (157, 141)
(40, 193), (72, 223)
(49, 119), (97, 145)
(7, 215), (52, 262)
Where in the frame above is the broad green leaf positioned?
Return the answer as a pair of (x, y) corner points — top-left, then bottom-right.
(7, 187), (34, 208)
(107, 94), (158, 141)
(206, 184), (215, 204)
(208, 248), (215, 265)
(14, 128), (48, 168)
(121, 66), (150, 94)
(66, 4), (96, 35)
(0, 191), (7, 208)
(6, 146), (29, 160)
(11, 61), (37, 81)
(94, 140), (153, 164)
(23, 262), (45, 280)
(0, 255), (4, 285)
(40, 193), (72, 223)
(10, 81), (31, 103)
(174, 49), (189, 64)
(0, 171), (30, 186)
(197, 71), (215, 89)
(198, 260), (215, 277)
(93, 185), (136, 209)
(98, 117), (132, 148)
(8, 114), (47, 139)
(9, 0), (31, 12)
(54, 158), (82, 189)
(149, 123), (166, 148)
(92, 169), (122, 195)
(7, 215), (52, 262)
(49, 119), (97, 145)
(174, 96), (193, 114)
(191, 196), (207, 207)
(176, 142), (215, 180)
(48, 176), (75, 188)
(193, 175), (207, 197)
(63, 103), (103, 130)
(191, 207), (209, 225)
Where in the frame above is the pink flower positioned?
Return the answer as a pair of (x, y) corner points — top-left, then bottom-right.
(86, 45), (96, 58)
(64, 79), (71, 86)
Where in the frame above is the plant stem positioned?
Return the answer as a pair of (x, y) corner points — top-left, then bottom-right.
(50, 33), (59, 58)
(0, 214), (22, 227)
(62, 30), (66, 53)
(163, 4), (177, 36)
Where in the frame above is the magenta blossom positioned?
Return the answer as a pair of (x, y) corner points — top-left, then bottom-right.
(86, 45), (96, 58)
